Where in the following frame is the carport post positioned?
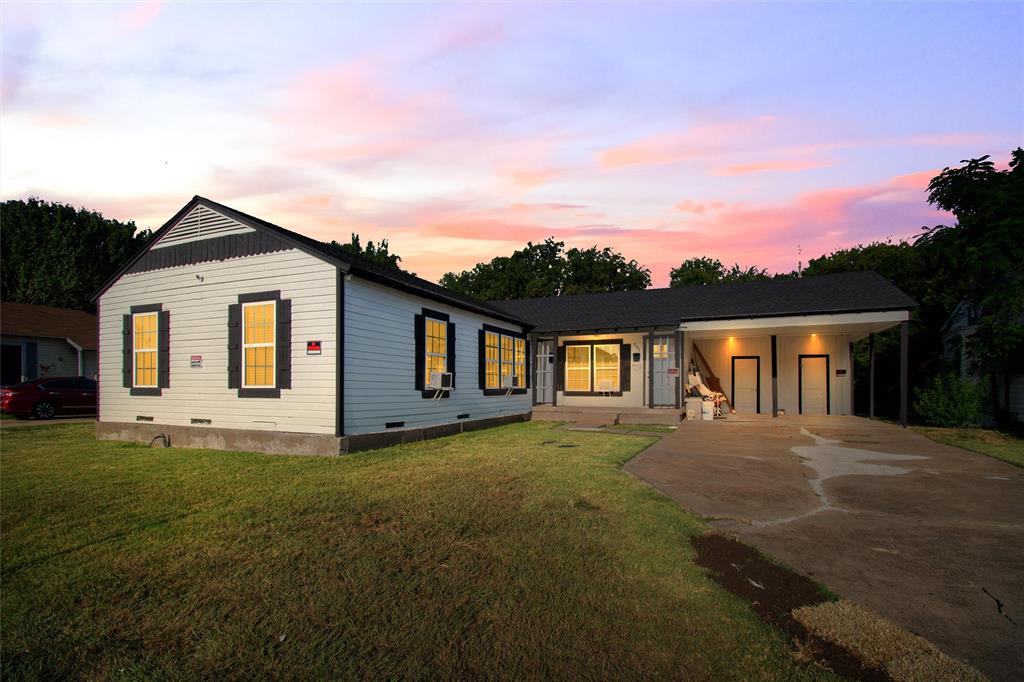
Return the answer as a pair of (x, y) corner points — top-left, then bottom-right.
(551, 334), (559, 407)
(674, 330), (683, 409)
(770, 335), (778, 417)
(868, 333), (876, 418)
(899, 321), (908, 428)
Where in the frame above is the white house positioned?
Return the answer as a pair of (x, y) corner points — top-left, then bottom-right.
(94, 196), (917, 455)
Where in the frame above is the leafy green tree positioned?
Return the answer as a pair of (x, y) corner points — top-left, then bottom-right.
(440, 238), (650, 300)
(0, 197), (151, 311)
(669, 256), (772, 287)
(916, 149), (1024, 422)
(323, 234), (408, 272)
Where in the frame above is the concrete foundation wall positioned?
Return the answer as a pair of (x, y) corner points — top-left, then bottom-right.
(96, 410), (531, 457)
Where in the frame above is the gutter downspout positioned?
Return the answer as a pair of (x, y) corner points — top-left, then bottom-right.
(67, 338), (84, 376)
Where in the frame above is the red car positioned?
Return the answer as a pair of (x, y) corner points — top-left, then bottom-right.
(0, 377), (97, 420)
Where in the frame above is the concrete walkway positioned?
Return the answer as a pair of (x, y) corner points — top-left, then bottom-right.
(625, 417), (1024, 681)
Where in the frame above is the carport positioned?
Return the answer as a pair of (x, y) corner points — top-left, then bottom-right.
(680, 308), (911, 424)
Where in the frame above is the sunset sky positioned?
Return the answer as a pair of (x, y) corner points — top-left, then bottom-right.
(2, 1), (1021, 286)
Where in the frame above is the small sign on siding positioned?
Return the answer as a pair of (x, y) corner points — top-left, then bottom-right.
(190, 355), (202, 368)
(307, 340), (322, 355)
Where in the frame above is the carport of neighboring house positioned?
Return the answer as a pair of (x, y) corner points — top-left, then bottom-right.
(528, 309), (911, 423)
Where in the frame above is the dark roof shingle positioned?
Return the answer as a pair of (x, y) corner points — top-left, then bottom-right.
(0, 302), (97, 349)
(489, 271), (916, 333)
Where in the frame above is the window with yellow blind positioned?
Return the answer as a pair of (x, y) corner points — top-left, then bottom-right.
(425, 317), (447, 386)
(514, 337), (526, 387)
(593, 344), (620, 392)
(565, 345), (591, 392)
(243, 301), (276, 387)
(485, 331), (501, 388)
(133, 312), (158, 387)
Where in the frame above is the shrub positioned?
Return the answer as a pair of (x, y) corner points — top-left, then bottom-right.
(913, 373), (984, 427)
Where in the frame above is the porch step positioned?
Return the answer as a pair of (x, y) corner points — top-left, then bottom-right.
(532, 407), (681, 426)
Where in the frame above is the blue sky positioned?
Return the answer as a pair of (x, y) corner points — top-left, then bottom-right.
(2, 1), (1021, 284)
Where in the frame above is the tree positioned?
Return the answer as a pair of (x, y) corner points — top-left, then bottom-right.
(440, 238), (650, 300)
(669, 257), (772, 287)
(323, 234), (408, 272)
(916, 149), (1024, 423)
(0, 197), (152, 311)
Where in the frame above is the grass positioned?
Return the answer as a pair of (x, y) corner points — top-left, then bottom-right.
(913, 426), (1024, 468)
(605, 424), (677, 433)
(0, 422), (832, 681)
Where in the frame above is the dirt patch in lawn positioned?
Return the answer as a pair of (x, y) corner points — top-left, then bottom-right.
(692, 533), (889, 681)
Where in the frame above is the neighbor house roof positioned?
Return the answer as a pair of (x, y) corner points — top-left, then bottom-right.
(92, 196), (529, 327)
(0, 302), (97, 350)
(489, 271), (917, 333)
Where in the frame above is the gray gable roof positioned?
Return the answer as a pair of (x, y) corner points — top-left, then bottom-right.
(93, 196), (528, 327)
(489, 271), (917, 333)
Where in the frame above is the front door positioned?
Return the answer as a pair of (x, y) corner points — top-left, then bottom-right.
(731, 356), (759, 413)
(799, 355), (829, 415)
(1, 344), (22, 386)
(535, 340), (553, 404)
(652, 335), (675, 406)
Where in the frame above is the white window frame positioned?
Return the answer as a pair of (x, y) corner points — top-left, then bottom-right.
(425, 316), (448, 387)
(485, 331), (501, 389)
(593, 343), (620, 393)
(132, 311), (159, 388)
(242, 300), (277, 389)
(565, 344), (592, 393)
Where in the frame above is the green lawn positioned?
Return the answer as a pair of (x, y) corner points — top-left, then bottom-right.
(914, 426), (1024, 468)
(2, 422), (829, 680)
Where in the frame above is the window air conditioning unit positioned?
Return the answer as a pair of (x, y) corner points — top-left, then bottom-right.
(428, 372), (453, 390)
(597, 379), (616, 393)
(501, 374), (520, 389)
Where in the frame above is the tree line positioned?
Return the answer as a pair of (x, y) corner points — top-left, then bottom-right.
(1, 148), (1019, 425)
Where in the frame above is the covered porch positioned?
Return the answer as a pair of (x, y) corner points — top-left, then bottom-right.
(530, 309), (911, 425)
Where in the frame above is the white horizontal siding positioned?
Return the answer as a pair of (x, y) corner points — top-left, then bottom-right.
(0, 335), (80, 380)
(98, 249), (338, 434)
(344, 277), (530, 435)
(151, 205), (254, 249)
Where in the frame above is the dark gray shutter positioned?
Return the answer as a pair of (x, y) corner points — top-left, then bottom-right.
(414, 314), (425, 391)
(478, 330), (486, 389)
(447, 321), (456, 388)
(276, 298), (292, 389)
(158, 311), (170, 388)
(620, 342), (630, 392)
(525, 339), (531, 388)
(556, 345), (566, 392)
(25, 341), (38, 381)
(227, 304), (241, 388)
(122, 316), (132, 387)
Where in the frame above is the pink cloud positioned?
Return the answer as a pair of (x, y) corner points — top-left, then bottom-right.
(119, 1), (163, 31)
(712, 158), (833, 176)
(598, 117), (776, 169)
(497, 167), (563, 189)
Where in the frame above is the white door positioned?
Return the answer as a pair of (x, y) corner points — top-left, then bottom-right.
(535, 340), (553, 404)
(732, 357), (759, 413)
(800, 356), (829, 415)
(652, 335), (675, 406)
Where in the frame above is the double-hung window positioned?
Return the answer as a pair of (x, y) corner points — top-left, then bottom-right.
(593, 344), (620, 392)
(243, 301), (276, 387)
(133, 312), (158, 388)
(565, 345), (591, 392)
(425, 317), (448, 386)
(562, 340), (625, 394)
(481, 326), (528, 393)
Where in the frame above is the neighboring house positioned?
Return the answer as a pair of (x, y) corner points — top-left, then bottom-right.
(0, 302), (98, 386)
(94, 196), (917, 456)
(942, 301), (1023, 421)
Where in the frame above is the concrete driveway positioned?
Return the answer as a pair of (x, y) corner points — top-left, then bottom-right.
(625, 417), (1023, 681)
